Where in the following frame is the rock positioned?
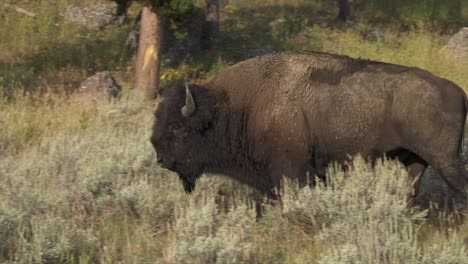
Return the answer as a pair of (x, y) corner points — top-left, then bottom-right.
(245, 45), (275, 58)
(65, 2), (125, 30)
(415, 138), (468, 208)
(440, 27), (468, 61)
(417, 141), (468, 207)
(79, 71), (121, 100)
(418, 167), (455, 204)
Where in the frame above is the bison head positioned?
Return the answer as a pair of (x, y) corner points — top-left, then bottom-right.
(151, 82), (216, 193)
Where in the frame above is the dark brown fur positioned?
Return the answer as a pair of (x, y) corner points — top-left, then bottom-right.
(151, 51), (468, 201)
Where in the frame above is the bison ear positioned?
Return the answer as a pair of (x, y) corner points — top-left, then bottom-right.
(181, 83), (197, 117)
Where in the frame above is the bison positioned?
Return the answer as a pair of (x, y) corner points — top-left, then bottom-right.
(150, 51), (468, 202)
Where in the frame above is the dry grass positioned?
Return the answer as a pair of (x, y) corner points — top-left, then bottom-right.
(1, 0), (468, 263)
(1, 90), (467, 263)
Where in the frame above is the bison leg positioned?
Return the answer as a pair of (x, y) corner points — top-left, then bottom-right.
(401, 154), (428, 197)
(266, 156), (317, 204)
(430, 158), (468, 200)
(269, 157), (317, 191)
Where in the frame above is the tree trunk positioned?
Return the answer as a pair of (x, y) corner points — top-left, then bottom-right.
(114, 0), (133, 16)
(203, 0), (220, 48)
(135, 4), (161, 100)
(337, 0), (359, 23)
(337, 0), (352, 22)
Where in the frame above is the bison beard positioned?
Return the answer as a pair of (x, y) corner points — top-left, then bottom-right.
(179, 173), (197, 193)
(151, 51), (468, 205)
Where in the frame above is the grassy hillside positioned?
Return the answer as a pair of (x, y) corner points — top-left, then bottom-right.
(1, 92), (467, 263)
(1, 0), (468, 263)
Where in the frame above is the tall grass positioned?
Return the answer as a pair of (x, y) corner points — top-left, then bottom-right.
(1, 90), (467, 263)
(1, 0), (468, 262)
(0, 0), (135, 98)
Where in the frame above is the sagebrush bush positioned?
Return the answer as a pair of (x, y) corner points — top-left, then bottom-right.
(0, 93), (160, 261)
(0, 207), (23, 259)
(1, 89), (467, 263)
(117, 174), (185, 230)
(1, 0), (468, 262)
(168, 189), (257, 264)
(282, 156), (467, 264)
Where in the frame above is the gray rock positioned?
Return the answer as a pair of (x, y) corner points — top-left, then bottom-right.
(418, 167), (455, 204)
(440, 27), (468, 61)
(417, 138), (468, 206)
(65, 2), (125, 30)
(79, 71), (121, 100)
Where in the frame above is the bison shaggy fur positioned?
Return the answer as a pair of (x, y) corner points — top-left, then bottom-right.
(151, 51), (468, 202)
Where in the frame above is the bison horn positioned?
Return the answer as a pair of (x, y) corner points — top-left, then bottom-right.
(181, 83), (196, 117)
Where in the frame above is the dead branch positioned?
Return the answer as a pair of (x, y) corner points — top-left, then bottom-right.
(4, 3), (36, 18)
